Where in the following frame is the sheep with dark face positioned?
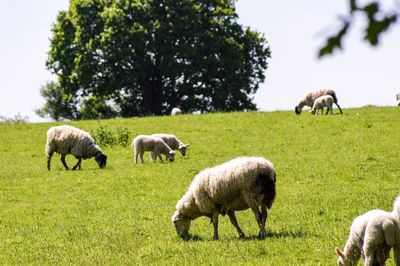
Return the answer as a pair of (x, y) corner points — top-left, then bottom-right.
(172, 156), (276, 240)
(295, 89), (343, 114)
(45, 125), (107, 170)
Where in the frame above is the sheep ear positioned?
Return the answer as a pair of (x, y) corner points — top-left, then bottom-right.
(335, 247), (345, 258)
(172, 211), (181, 222)
(185, 144), (190, 147)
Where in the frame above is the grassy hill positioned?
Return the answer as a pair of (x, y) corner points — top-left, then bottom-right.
(1, 106), (400, 264)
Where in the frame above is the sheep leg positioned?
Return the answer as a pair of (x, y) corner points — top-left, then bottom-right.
(139, 152), (144, 163)
(47, 152), (53, 170)
(250, 206), (266, 238)
(60, 154), (69, 170)
(72, 158), (82, 170)
(227, 210), (245, 238)
(335, 102), (343, 114)
(150, 151), (156, 162)
(393, 245), (400, 266)
(261, 205), (268, 227)
(212, 212), (219, 240)
(134, 151), (138, 164)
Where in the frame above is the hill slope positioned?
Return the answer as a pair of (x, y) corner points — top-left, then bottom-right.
(1, 106), (400, 264)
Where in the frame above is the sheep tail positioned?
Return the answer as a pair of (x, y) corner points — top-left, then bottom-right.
(383, 219), (396, 246)
(392, 196), (400, 221)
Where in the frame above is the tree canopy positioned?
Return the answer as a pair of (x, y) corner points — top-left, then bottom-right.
(319, 0), (398, 57)
(40, 0), (270, 120)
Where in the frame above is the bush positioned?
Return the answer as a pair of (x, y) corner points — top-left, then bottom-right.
(91, 126), (130, 147)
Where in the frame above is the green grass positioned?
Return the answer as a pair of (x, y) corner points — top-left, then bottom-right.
(1, 106), (400, 264)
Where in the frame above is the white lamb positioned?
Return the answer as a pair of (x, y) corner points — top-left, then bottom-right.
(45, 125), (107, 170)
(171, 107), (182, 116)
(295, 89), (343, 114)
(335, 196), (400, 266)
(172, 156), (276, 240)
(150, 133), (189, 157)
(132, 135), (175, 163)
(310, 95), (334, 115)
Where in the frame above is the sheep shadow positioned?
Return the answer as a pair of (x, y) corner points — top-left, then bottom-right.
(180, 230), (308, 242)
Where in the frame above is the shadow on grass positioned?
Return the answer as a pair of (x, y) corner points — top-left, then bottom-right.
(179, 230), (308, 242)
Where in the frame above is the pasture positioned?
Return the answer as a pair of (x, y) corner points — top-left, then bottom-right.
(1, 106), (400, 264)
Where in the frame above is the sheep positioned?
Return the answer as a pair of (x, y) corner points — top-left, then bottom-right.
(45, 125), (107, 170)
(396, 92), (400, 106)
(310, 95), (334, 115)
(171, 156), (276, 240)
(132, 135), (175, 163)
(295, 89), (343, 115)
(335, 196), (400, 266)
(171, 107), (182, 116)
(150, 133), (189, 157)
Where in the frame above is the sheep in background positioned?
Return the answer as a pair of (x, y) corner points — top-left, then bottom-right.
(45, 125), (107, 170)
(310, 95), (334, 115)
(132, 135), (175, 163)
(172, 156), (276, 240)
(150, 133), (189, 157)
(295, 89), (343, 115)
(171, 107), (182, 116)
(396, 92), (400, 106)
(335, 196), (400, 266)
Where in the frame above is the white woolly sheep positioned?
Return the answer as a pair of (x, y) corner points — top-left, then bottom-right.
(295, 89), (343, 115)
(132, 135), (175, 163)
(310, 95), (334, 115)
(171, 107), (182, 116)
(171, 156), (276, 240)
(335, 196), (400, 266)
(150, 133), (189, 157)
(45, 125), (107, 170)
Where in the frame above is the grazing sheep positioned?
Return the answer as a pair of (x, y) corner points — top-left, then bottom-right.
(171, 107), (182, 116)
(150, 133), (189, 157)
(45, 125), (107, 170)
(132, 135), (175, 163)
(335, 196), (400, 266)
(396, 92), (400, 106)
(310, 95), (334, 115)
(172, 156), (276, 240)
(295, 89), (343, 115)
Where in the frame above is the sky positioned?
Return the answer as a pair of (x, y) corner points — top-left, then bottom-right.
(0, 0), (399, 122)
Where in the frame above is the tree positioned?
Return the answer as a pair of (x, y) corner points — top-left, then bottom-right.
(35, 81), (79, 120)
(43, 0), (270, 119)
(319, 0), (398, 57)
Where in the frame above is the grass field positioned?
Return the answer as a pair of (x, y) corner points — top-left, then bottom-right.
(1, 106), (400, 265)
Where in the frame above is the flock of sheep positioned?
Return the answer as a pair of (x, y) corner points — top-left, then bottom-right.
(44, 89), (400, 265)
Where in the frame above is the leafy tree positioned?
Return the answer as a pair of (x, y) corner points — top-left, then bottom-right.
(319, 0), (398, 57)
(43, 0), (270, 119)
(35, 81), (79, 120)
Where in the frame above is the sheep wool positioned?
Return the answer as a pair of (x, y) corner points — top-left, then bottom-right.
(45, 125), (107, 170)
(310, 95), (334, 115)
(150, 133), (189, 156)
(295, 89), (343, 114)
(132, 135), (175, 163)
(336, 196), (400, 266)
(171, 107), (182, 116)
(172, 156), (276, 240)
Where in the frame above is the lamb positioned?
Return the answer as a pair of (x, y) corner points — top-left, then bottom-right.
(171, 107), (182, 116)
(171, 156), (276, 240)
(132, 135), (175, 163)
(295, 89), (343, 114)
(150, 133), (189, 157)
(335, 196), (400, 266)
(310, 95), (334, 115)
(45, 125), (107, 170)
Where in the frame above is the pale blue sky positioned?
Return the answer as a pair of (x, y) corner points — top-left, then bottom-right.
(0, 0), (399, 122)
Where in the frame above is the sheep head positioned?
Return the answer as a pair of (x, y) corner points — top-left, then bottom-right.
(95, 153), (107, 168)
(168, 151), (175, 162)
(335, 247), (352, 266)
(172, 210), (191, 240)
(295, 106), (302, 115)
(178, 144), (190, 156)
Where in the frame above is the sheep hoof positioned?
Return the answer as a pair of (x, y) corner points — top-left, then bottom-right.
(239, 233), (245, 239)
(258, 231), (267, 239)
